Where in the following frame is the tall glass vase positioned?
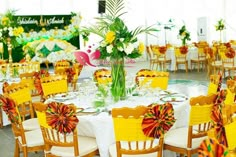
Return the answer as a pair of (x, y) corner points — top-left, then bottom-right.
(182, 39), (186, 46)
(111, 57), (126, 102)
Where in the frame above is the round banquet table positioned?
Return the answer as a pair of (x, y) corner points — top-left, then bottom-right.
(45, 81), (209, 157)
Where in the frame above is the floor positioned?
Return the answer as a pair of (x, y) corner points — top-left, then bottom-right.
(0, 61), (213, 157)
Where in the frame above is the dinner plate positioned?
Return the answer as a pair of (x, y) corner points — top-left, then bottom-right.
(76, 107), (84, 113)
(82, 107), (98, 113)
(53, 93), (77, 101)
(160, 94), (188, 102)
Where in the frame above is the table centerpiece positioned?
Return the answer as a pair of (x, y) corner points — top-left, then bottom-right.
(215, 19), (225, 43)
(178, 25), (191, 46)
(84, 0), (158, 102)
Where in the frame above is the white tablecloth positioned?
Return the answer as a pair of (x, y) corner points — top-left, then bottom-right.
(48, 83), (208, 157)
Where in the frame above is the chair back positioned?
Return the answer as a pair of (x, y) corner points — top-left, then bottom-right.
(188, 94), (217, 148)
(40, 75), (68, 99)
(146, 46), (152, 59)
(54, 60), (70, 74)
(197, 41), (208, 51)
(111, 105), (163, 157)
(20, 72), (41, 97)
(0, 94), (44, 156)
(175, 46), (187, 61)
(11, 63), (22, 77)
(196, 42), (208, 61)
(20, 62), (40, 73)
(94, 68), (112, 85)
(34, 102), (80, 156)
(71, 63), (83, 90)
(150, 45), (168, 59)
(4, 82), (34, 120)
(224, 80), (236, 105)
(225, 121), (236, 151)
(136, 69), (169, 90)
(222, 104), (236, 126)
(207, 74), (221, 95)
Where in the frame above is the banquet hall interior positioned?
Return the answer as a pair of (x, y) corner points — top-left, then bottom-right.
(1, 0), (236, 157)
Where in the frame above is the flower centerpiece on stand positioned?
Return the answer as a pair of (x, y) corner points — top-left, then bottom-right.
(0, 10), (24, 62)
(84, 0), (157, 102)
(178, 25), (191, 46)
(215, 19), (226, 43)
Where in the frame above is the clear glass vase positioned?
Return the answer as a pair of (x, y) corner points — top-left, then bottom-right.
(111, 57), (126, 102)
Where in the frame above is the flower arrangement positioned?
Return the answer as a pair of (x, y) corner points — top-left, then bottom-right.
(178, 25), (191, 46)
(84, 0), (157, 60)
(215, 19), (226, 42)
(84, 0), (158, 102)
(0, 10), (24, 47)
(215, 19), (225, 31)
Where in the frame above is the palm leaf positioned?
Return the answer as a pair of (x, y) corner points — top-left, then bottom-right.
(82, 25), (104, 38)
(106, 0), (126, 18)
(132, 25), (159, 37)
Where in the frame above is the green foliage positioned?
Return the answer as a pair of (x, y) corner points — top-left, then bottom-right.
(83, 0), (159, 60)
(93, 85), (109, 108)
(215, 19), (225, 31)
(178, 25), (191, 46)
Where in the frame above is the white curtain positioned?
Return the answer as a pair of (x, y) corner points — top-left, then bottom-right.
(1, 0), (236, 45)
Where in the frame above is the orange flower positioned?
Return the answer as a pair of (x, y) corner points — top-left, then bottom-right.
(158, 46), (167, 54)
(179, 46), (188, 54)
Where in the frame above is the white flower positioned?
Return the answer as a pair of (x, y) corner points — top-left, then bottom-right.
(0, 32), (2, 38)
(100, 41), (107, 47)
(3, 27), (7, 31)
(117, 46), (123, 51)
(8, 27), (13, 31)
(106, 45), (113, 53)
(8, 30), (13, 36)
(119, 38), (124, 42)
(124, 43), (134, 55)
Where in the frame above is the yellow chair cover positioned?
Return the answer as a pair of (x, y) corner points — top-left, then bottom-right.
(207, 82), (218, 95)
(224, 88), (235, 105)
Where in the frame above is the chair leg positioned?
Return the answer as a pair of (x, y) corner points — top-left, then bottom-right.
(0, 107), (3, 128)
(186, 62), (188, 73)
(187, 150), (191, 157)
(175, 63), (177, 73)
(22, 146), (28, 157)
(179, 153), (185, 157)
(14, 142), (20, 157)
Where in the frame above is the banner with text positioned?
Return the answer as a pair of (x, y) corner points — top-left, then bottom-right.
(14, 15), (72, 32)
